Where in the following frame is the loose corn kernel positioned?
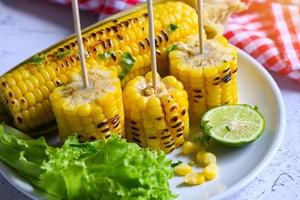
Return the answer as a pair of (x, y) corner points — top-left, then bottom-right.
(203, 163), (218, 180)
(184, 173), (205, 185)
(202, 152), (217, 165)
(174, 164), (192, 176)
(182, 141), (199, 155)
(196, 150), (206, 163)
(196, 151), (217, 165)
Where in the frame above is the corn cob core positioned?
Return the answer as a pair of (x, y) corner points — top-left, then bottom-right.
(0, 1), (200, 133)
(123, 72), (189, 153)
(169, 36), (238, 121)
(49, 68), (124, 142)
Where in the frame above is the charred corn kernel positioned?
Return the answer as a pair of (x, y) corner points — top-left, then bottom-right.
(174, 164), (193, 176)
(123, 72), (189, 153)
(203, 163), (218, 180)
(184, 173), (205, 185)
(50, 68), (124, 142)
(182, 141), (199, 155)
(169, 36), (238, 121)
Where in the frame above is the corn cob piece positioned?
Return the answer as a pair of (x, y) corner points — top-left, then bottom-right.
(169, 36), (238, 121)
(49, 68), (124, 142)
(0, 1), (201, 133)
(123, 72), (189, 153)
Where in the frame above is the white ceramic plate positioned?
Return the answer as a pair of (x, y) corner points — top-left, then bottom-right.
(0, 48), (285, 200)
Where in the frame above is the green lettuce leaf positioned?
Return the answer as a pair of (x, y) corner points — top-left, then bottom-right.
(0, 125), (175, 200)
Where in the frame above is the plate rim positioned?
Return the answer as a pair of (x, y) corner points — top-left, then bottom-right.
(0, 48), (286, 200)
(210, 48), (286, 200)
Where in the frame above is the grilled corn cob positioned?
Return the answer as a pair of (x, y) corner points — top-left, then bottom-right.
(0, 1), (201, 133)
(49, 68), (124, 142)
(169, 36), (238, 120)
(123, 72), (189, 153)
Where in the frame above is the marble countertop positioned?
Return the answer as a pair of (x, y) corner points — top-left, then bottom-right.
(0, 0), (299, 199)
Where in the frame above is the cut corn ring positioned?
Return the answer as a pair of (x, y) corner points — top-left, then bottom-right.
(169, 36), (238, 121)
(50, 68), (124, 142)
(123, 72), (189, 153)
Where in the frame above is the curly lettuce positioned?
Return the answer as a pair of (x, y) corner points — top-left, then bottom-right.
(0, 124), (175, 200)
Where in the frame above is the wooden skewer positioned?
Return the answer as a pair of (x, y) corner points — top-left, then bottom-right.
(197, 0), (204, 54)
(147, 0), (158, 90)
(71, 0), (89, 88)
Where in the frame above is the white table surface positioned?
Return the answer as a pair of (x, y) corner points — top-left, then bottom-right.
(0, 0), (299, 199)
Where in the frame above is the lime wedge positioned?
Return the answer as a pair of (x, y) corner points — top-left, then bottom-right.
(201, 105), (265, 146)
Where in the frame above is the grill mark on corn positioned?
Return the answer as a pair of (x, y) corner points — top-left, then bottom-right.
(158, 35), (163, 43)
(90, 136), (96, 141)
(232, 68), (238, 74)
(113, 121), (120, 128)
(223, 74), (231, 83)
(170, 116), (178, 122)
(171, 122), (182, 128)
(161, 30), (169, 42)
(162, 134), (171, 140)
(131, 126), (139, 131)
(101, 127), (110, 133)
(156, 50), (161, 56)
(97, 121), (107, 128)
(111, 53), (117, 61)
(223, 68), (230, 73)
(177, 126), (184, 132)
(213, 80), (221, 85)
(117, 34), (123, 40)
(107, 39), (113, 48)
(165, 141), (175, 148)
(170, 105), (177, 111)
(145, 38), (150, 46)
(132, 132), (140, 137)
(155, 38), (159, 47)
(111, 26), (118, 33)
(176, 133), (183, 137)
(139, 41), (146, 50)
(130, 120), (137, 125)
(17, 116), (22, 124)
(156, 117), (163, 121)
(132, 137), (141, 143)
(193, 89), (201, 93)
(194, 95), (203, 98)
(148, 136), (157, 139)
(105, 134), (111, 139)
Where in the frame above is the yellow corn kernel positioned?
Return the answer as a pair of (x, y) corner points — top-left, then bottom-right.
(197, 151), (217, 165)
(202, 152), (217, 165)
(203, 163), (218, 180)
(174, 164), (193, 176)
(182, 141), (199, 155)
(78, 104), (91, 117)
(24, 93), (36, 106)
(184, 173), (205, 185)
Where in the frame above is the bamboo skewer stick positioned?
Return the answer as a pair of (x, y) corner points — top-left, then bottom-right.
(71, 0), (90, 88)
(197, 0), (204, 54)
(147, 0), (158, 90)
